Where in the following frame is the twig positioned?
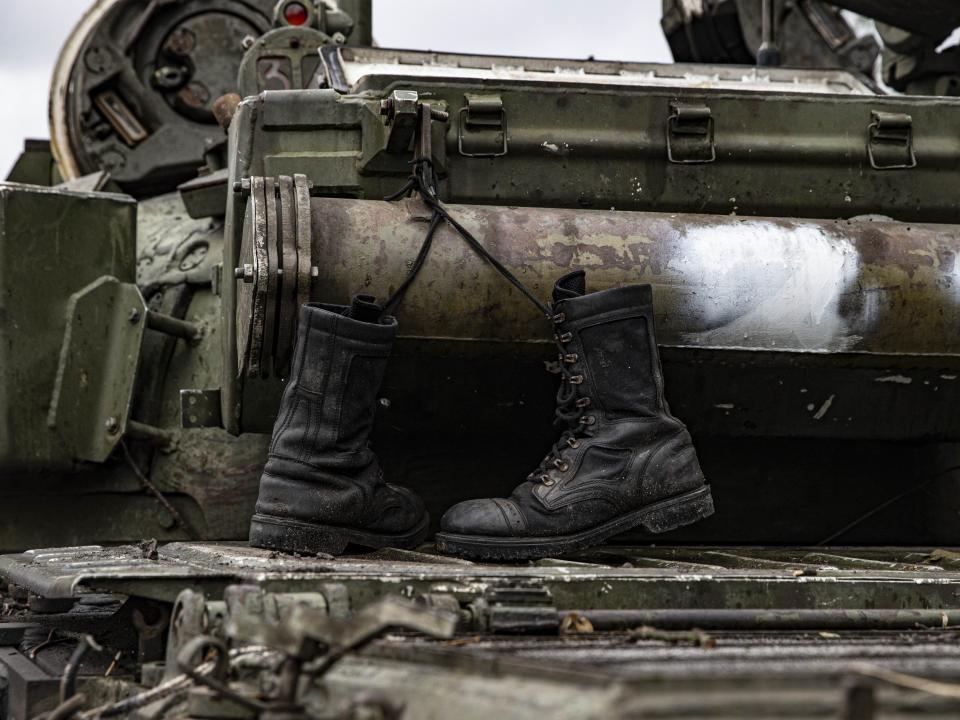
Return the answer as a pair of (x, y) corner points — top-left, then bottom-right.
(629, 625), (716, 649)
(121, 440), (198, 540)
(818, 465), (960, 545)
(853, 663), (960, 699)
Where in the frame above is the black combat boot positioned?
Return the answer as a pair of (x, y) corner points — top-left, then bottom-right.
(436, 271), (714, 561)
(249, 296), (428, 556)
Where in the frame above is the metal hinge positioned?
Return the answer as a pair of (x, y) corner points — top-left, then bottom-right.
(667, 103), (716, 164)
(466, 585), (557, 634)
(868, 111), (916, 170)
(459, 94), (508, 158)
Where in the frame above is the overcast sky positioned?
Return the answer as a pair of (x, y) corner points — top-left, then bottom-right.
(0, 1), (671, 178)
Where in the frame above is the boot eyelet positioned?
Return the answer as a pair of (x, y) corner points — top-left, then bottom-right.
(580, 415), (597, 426)
(552, 312), (567, 324)
(569, 375), (584, 385)
(576, 397), (592, 409)
(564, 353), (578, 364)
(541, 475), (556, 487)
(567, 438), (581, 449)
(559, 332), (573, 343)
(553, 459), (570, 472)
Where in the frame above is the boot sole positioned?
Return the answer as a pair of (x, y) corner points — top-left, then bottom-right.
(250, 512), (430, 556)
(435, 485), (714, 562)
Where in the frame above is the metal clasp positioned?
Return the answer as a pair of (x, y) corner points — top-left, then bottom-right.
(867, 111), (916, 170)
(459, 94), (508, 158)
(667, 103), (716, 164)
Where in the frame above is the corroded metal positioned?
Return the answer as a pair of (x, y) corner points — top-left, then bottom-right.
(303, 198), (960, 356)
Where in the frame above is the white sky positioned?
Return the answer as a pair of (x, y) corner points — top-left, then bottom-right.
(0, 0), (672, 178)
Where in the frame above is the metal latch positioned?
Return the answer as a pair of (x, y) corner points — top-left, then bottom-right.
(667, 103), (716, 164)
(459, 94), (508, 157)
(868, 111), (916, 170)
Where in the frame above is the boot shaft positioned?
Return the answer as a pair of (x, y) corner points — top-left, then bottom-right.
(274, 299), (397, 456)
(553, 279), (667, 421)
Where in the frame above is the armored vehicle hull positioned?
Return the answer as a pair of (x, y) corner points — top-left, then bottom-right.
(2, 3), (960, 718)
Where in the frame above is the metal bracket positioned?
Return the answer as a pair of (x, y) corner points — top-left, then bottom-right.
(380, 89), (421, 153)
(459, 94), (508, 158)
(868, 111), (916, 170)
(180, 389), (223, 429)
(47, 276), (147, 463)
(467, 585), (558, 634)
(667, 103), (716, 164)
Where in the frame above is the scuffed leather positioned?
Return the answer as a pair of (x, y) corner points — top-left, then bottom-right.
(255, 302), (425, 534)
(441, 274), (706, 538)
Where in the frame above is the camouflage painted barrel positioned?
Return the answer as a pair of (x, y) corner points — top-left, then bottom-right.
(229, 194), (960, 439)
(308, 198), (960, 355)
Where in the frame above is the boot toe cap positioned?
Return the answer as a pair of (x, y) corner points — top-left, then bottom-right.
(440, 498), (526, 537)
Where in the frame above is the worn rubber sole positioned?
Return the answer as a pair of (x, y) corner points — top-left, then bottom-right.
(249, 512), (430, 556)
(435, 485), (714, 562)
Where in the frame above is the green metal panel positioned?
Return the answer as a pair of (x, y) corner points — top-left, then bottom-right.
(232, 76), (960, 222)
(0, 183), (137, 472)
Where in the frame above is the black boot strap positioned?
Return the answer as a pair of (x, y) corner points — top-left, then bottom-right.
(382, 158), (551, 320)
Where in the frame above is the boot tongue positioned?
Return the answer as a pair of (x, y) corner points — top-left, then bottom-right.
(347, 294), (383, 323)
(553, 270), (586, 303)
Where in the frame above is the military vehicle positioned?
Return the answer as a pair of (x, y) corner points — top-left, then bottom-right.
(3, 0), (960, 717)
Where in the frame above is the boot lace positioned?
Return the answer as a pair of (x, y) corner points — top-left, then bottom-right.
(530, 313), (596, 487)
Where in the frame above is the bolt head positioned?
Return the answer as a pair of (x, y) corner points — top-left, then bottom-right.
(105, 417), (120, 435)
(235, 264), (255, 283)
(128, 308), (141, 323)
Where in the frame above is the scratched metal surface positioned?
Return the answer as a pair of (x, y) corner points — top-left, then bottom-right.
(325, 633), (960, 718)
(311, 199), (960, 356)
(3, 543), (960, 607)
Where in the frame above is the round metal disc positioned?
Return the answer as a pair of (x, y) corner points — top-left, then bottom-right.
(248, 177), (270, 378)
(261, 176), (280, 378)
(276, 175), (299, 375)
(49, 0), (271, 192)
(235, 195), (256, 378)
(294, 174), (314, 312)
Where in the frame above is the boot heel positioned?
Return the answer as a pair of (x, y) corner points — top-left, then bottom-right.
(638, 485), (715, 534)
(249, 515), (350, 556)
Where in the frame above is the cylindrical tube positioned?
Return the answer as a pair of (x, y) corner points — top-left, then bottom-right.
(577, 608), (960, 631)
(309, 198), (960, 356)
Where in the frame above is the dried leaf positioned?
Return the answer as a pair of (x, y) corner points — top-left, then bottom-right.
(560, 612), (594, 635)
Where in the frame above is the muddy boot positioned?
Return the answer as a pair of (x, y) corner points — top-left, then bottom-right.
(436, 271), (713, 561)
(249, 296), (428, 556)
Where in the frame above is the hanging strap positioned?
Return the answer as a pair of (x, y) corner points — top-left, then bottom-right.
(382, 155), (551, 320)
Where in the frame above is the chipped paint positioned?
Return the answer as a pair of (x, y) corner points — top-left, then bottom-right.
(875, 375), (913, 385)
(314, 200), (960, 356)
(812, 395), (835, 420)
(540, 141), (571, 156)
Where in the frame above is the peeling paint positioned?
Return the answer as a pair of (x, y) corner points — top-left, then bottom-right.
(540, 141), (571, 156)
(875, 375), (913, 385)
(812, 395), (835, 420)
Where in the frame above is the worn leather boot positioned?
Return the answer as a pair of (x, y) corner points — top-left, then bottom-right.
(249, 297), (428, 556)
(436, 271), (714, 561)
